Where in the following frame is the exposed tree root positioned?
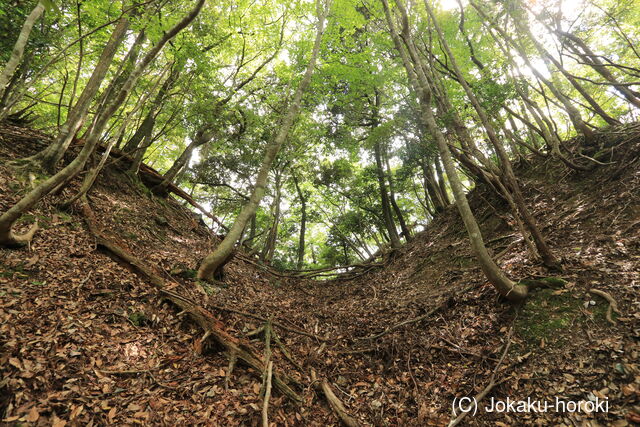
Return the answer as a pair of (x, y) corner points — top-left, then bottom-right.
(0, 170), (39, 248)
(311, 370), (360, 427)
(76, 196), (302, 403)
(589, 288), (621, 324)
(273, 329), (304, 371)
(260, 319), (273, 398)
(360, 283), (477, 341)
(0, 221), (39, 248)
(262, 361), (273, 427)
(225, 351), (237, 390)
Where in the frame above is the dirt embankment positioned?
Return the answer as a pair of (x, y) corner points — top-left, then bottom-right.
(1, 123), (639, 426)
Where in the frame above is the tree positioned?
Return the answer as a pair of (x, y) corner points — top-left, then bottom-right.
(381, 0), (528, 301)
(0, 1), (47, 106)
(0, 0), (205, 247)
(197, 0), (330, 281)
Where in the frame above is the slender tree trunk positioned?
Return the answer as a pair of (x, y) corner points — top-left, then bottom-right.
(197, 2), (328, 281)
(66, 0), (85, 119)
(126, 66), (179, 173)
(373, 139), (401, 249)
(293, 173), (307, 269)
(0, 0), (205, 248)
(0, 1), (45, 110)
(385, 150), (411, 240)
(261, 174), (282, 263)
(24, 16), (130, 172)
(153, 128), (212, 193)
(383, 0), (528, 301)
(487, 23), (591, 171)
(422, 159), (445, 212)
(433, 158), (451, 205)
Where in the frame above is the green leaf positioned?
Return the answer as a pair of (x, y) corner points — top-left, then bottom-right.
(41, 0), (60, 14)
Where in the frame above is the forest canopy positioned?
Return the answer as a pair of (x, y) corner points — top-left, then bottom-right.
(1, 0), (638, 284)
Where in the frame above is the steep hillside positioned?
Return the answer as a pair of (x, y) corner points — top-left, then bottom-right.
(1, 123), (639, 426)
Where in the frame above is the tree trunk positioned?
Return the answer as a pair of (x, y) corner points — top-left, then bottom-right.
(422, 159), (446, 213)
(0, 1), (45, 108)
(197, 4), (328, 280)
(373, 140), (401, 249)
(0, 0), (205, 247)
(293, 173), (307, 269)
(153, 128), (213, 194)
(383, 0), (528, 301)
(25, 16), (130, 172)
(126, 66), (179, 173)
(433, 158), (451, 205)
(384, 148), (411, 241)
(261, 173), (282, 263)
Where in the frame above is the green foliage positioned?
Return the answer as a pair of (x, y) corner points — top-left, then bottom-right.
(1, 0), (636, 270)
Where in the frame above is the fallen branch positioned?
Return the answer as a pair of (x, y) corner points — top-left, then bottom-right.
(311, 370), (360, 427)
(77, 196), (301, 403)
(262, 361), (273, 427)
(589, 288), (621, 324)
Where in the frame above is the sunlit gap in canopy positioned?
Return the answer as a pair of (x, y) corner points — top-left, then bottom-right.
(438, 0), (464, 11)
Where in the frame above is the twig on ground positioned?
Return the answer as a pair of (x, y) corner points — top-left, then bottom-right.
(262, 361), (273, 427)
(448, 325), (516, 427)
(311, 370), (360, 427)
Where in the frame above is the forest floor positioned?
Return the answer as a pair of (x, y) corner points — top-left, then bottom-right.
(0, 122), (639, 426)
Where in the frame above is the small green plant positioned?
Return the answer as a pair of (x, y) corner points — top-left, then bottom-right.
(128, 311), (148, 327)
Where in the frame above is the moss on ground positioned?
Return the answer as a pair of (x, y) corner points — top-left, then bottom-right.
(515, 288), (608, 348)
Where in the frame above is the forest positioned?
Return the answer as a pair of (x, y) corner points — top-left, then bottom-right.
(0, 0), (638, 425)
